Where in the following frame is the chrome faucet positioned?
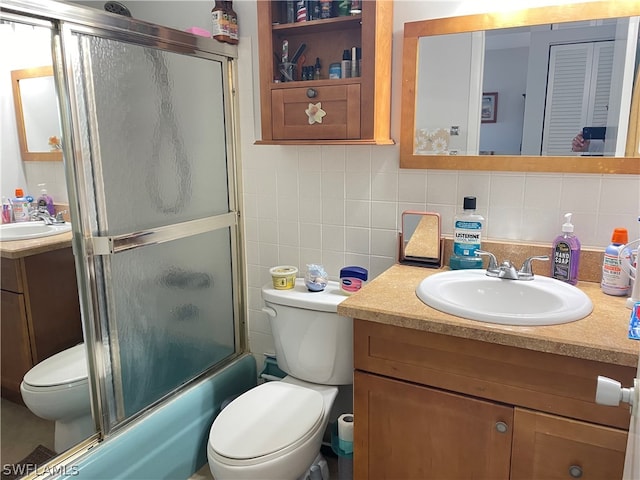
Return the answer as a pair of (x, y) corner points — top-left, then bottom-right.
(475, 250), (549, 280)
(30, 207), (66, 225)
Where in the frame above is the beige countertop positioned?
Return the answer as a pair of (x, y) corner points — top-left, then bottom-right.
(338, 264), (640, 368)
(0, 231), (72, 259)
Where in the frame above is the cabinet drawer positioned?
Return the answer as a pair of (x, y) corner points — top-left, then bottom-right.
(354, 319), (634, 429)
(511, 408), (627, 479)
(271, 84), (360, 140)
(1, 257), (23, 293)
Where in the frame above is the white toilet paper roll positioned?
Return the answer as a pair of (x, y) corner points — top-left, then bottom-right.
(338, 413), (354, 443)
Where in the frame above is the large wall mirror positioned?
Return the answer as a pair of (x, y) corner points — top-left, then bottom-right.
(11, 65), (63, 161)
(400, 1), (640, 174)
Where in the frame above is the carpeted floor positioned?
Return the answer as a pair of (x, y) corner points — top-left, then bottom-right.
(1, 444), (56, 480)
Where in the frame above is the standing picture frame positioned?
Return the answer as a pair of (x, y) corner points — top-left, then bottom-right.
(481, 92), (498, 123)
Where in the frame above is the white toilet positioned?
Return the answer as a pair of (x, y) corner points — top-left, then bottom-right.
(20, 343), (93, 453)
(207, 278), (353, 480)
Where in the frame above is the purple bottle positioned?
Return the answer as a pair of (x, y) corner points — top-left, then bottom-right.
(551, 213), (581, 285)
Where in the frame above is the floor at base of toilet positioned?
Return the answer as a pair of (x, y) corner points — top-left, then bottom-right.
(1, 397), (55, 465)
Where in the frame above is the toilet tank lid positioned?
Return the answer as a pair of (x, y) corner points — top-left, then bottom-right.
(209, 382), (324, 460)
(23, 343), (87, 387)
(262, 279), (347, 313)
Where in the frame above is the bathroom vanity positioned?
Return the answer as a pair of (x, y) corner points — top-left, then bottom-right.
(338, 264), (639, 479)
(1, 232), (82, 403)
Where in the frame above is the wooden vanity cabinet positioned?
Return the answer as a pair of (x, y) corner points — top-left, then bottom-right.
(354, 319), (633, 479)
(1, 248), (83, 403)
(256, 0), (393, 144)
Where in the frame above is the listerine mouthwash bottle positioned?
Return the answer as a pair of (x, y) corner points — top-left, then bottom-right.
(449, 196), (484, 269)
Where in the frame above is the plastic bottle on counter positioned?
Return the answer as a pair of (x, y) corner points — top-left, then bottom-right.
(601, 228), (631, 296)
(12, 188), (31, 223)
(37, 184), (55, 216)
(550, 213), (581, 285)
(449, 196), (484, 270)
(2, 197), (13, 224)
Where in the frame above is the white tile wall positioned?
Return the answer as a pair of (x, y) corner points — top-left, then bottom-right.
(241, 141), (640, 366)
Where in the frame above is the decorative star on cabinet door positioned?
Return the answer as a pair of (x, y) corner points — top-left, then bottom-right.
(305, 102), (326, 124)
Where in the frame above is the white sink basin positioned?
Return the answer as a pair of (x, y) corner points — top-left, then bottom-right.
(416, 269), (593, 326)
(0, 222), (71, 241)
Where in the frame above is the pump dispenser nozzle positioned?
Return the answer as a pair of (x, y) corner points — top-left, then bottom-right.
(562, 213), (574, 233)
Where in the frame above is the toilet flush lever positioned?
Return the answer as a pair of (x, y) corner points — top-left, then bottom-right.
(262, 306), (277, 318)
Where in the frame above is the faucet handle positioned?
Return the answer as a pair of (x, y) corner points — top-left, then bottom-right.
(518, 255), (549, 279)
(475, 250), (498, 271)
(53, 211), (67, 223)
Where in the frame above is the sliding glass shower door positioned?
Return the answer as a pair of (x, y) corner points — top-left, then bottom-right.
(58, 21), (242, 430)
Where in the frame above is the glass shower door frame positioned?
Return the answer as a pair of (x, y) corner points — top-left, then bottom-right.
(53, 17), (245, 437)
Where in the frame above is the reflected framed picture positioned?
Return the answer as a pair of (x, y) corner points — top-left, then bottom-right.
(481, 92), (498, 123)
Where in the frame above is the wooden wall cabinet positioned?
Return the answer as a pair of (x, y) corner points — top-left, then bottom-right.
(354, 320), (632, 479)
(1, 248), (83, 403)
(256, 1), (393, 145)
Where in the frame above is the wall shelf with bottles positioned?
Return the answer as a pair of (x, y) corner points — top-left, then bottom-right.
(256, 0), (393, 145)
(272, 14), (362, 34)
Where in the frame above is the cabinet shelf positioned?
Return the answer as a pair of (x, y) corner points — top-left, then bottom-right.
(271, 77), (361, 89)
(271, 15), (362, 35)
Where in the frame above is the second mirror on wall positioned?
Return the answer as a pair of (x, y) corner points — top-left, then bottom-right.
(11, 65), (63, 161)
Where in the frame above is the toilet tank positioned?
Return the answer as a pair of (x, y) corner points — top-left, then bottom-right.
(261, 279), (353, 385)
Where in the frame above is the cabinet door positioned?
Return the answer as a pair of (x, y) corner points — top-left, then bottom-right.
(511, 408), (627, 480)
(271, 84), (361, 140)
(354, 370), (513, 480)
(1, 290), (32, 402)
(23, 248), (83, 363)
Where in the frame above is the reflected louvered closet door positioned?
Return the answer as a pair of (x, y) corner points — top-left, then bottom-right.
(541, 41), (613, 155)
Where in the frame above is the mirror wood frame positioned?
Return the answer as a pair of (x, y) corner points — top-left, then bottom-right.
(11, 65), (62, 162)
(399, 1), (640, 175)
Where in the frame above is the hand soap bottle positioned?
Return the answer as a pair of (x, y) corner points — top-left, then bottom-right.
(449, 196), (484, 270)
(551, 213), (581, 285)
(37, 184), (55, 216)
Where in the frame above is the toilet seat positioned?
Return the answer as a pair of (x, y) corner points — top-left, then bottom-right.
(23, 343), (87, 389)
(209, 382), (325, 466)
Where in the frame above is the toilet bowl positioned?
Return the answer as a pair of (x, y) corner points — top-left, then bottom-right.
(208, 376), (337, 480)
(207, 279), (353, 480)
(20, 343), (93, 453)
